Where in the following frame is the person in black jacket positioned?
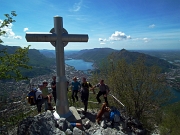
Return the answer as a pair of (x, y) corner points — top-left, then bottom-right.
(80, 77), (95, 114)
(51, 76), (56, 104)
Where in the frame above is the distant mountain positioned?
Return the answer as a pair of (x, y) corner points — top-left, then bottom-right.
(68, 48), (176, 72)
(68, 48), (118, 63)
(111, 49), (176, 72)
(39, 49), (56, 58)
(0, 44), (55, 78)
(133, 50), (180, 62)
(28, 49), (55, 67)
(39, 49), (80, 59)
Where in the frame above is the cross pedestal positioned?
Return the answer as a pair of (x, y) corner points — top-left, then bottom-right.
(26, 16), (88, 118)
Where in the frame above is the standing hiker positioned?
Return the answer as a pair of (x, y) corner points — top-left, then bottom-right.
(94, 80), (110, 105)
(71, 77), (81, 103)
(51, 76), (56, 104)
(80, 77), (95, 114)
(36, 84), (54, 113)
(42, 80), (51, 111)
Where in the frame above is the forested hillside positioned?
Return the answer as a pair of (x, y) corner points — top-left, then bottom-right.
(68, 48), (177, 72)
(111, 49), (177, 72)
(68, 48), (118, 63)
(0, 44), (55, 78)
(39, 49), (56, 58)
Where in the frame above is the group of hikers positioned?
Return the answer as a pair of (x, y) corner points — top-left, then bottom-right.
(31, 76), (110, 115)
(71, 77), (110, 114)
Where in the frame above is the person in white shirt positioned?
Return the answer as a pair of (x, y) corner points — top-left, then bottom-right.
(36, 84), (54, 114)
(93, 80), (110, 106)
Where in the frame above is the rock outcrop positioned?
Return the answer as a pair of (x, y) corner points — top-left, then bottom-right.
(17, 110), (129, 135)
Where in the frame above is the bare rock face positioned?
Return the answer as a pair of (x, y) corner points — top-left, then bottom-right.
(17, 110), (145, 135)
(17, 111), (65, 135)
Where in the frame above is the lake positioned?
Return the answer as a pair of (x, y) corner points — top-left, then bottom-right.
(65, 59), (94, 71)
(65, 59), (180, 103)
(171, 88), (180, 103)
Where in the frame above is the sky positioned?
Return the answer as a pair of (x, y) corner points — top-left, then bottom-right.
(0, 0), (180, 51)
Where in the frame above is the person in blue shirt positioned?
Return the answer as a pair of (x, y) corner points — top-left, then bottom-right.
(71, 77), (81, 103)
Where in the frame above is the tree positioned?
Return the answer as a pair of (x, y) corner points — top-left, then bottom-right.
(0, 11), (16, 43)
(92, 55), (172, 131)
(159, 101), (180, 135)
(0, 11), (31, 81)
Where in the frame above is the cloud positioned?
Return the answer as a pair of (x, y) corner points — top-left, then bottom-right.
(99, 38), (107, 42)
(71, 0), (82, 12)
(0, 21), (22, 39)
(14, 36), (22, 39)
(132, 38), (140, 41)
(100, 42), (106, 45)
(143, 38), (150, 43)
(149, 24), (155, 28)
(24, 28), (29, 32)
(132, 37), (150, 43)
(109, 31), (131, 41)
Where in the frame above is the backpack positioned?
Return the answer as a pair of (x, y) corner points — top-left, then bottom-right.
(110, 108), (121, 123)
(27, 89), (37, 105)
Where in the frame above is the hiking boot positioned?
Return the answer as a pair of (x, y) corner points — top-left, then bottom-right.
(48, 103), (55, 110)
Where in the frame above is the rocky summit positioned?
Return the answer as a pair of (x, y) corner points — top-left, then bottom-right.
(17, 108), (147, 135)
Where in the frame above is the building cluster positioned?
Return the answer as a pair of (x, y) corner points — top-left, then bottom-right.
(0, 64), (92, 118)
(1, 61), (180, 120)
(29, 64), (91, 88)
(165, 62), (180, 91)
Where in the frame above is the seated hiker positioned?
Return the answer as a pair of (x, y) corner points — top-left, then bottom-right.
(42, 80), (53, 111)
(93, 80), (110, 105)
(71, 77), (81, 103)
(109, 106), (121, 127)
(80, 77), (95, 114)
(96, 104), (121, 125)
(96, 102), (110, 124)
(36, 84), (54, 114)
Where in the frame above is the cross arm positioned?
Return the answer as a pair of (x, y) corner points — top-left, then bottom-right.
(25, 32), (57, 42)
(62, 34), (88, 42)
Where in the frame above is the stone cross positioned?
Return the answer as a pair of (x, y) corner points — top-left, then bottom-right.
(26, 16), (88, 117)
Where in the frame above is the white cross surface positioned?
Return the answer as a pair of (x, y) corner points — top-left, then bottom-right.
(25, 16), (88, 118)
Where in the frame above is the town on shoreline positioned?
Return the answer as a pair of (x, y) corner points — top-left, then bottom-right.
(0, 61), (180, 119)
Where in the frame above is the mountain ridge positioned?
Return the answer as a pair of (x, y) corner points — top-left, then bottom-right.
(67, 48), (176, 72)
(0, 44), (55, 78)
(0, 45), (177, 74)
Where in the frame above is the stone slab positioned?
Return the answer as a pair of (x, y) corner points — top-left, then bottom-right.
(53, 106), (81, 123)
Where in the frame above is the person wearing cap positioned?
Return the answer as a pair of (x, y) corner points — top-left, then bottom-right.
(42, 80), (51, 111)
(42, 80), (54, 111)
(93, 80), (110, 105)
(36, 84), (54, 113)
(71, 77), (81, 103)
(80, 77), (95, 114)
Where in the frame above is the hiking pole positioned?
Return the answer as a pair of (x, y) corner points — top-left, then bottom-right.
(109, 94), (127, 129)
(109, 94), (125, 107)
